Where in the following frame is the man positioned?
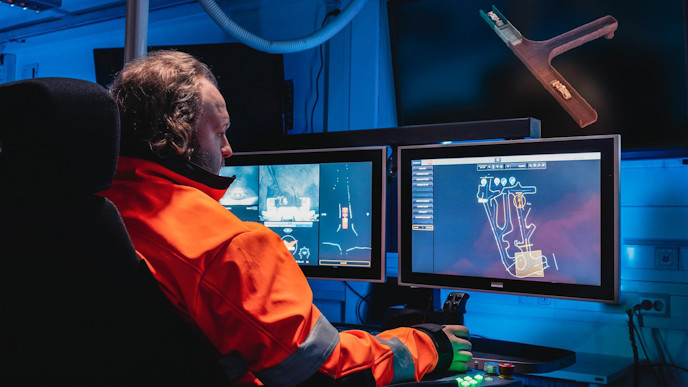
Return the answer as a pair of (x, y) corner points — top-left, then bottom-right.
(102, 50), (472, 386)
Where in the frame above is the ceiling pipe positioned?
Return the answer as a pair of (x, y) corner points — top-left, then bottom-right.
(124, 0), (149, 63)
(198, 0), (370, 54)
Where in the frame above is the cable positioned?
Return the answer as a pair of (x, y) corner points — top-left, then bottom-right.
(355, 293), (371, 325)
(310, 9), (340, 134)
(632, 316), (664, 386)
(310, 38), (323, 134)
(632, 321), (651, 363)
(344, 281), (366, 299)
(629, 300), (664, 386)
(627, 302), (688, 385)
(626, 309), (639, 387)
(343, 281), (369, 324)
(628, 303), (665, 386)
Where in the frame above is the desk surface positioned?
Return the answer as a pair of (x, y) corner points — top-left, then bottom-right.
(470, 336), (576, 374)
(528, 352), (633, 384)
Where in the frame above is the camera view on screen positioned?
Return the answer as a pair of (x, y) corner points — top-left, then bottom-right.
(220, 161), (373, 268)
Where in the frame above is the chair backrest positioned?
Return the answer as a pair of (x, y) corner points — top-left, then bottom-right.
(0, 77), (230, 386)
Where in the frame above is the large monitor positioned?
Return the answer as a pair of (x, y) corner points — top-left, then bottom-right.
(387, 0), (688, 151)
(221, 146), (387, 282)
(398, 135), (619, 303)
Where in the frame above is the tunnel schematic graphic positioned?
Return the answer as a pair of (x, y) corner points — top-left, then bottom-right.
(477, 175), (558, 278)
(320, 163), (373, 262)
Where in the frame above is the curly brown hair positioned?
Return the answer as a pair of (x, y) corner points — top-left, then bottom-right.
(110, 50), (218, 160)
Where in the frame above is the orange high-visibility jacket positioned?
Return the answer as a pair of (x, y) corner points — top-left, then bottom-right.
(101, 157), (451, 386)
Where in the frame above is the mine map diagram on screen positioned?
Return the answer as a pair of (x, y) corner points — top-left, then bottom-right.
(220, 161), (373, 268)
(411, 152), (602, 286)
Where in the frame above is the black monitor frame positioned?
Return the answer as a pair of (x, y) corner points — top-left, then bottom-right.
(398, 135), (619, 303)
(223, 146), (387, 282)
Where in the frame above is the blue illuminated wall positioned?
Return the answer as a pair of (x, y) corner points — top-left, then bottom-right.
(3, 0), (685, 385)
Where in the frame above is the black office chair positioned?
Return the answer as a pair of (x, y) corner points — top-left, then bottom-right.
(0, 77), (230, 386)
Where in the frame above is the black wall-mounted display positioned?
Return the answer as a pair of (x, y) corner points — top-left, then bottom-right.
(388, 0), (688, 151)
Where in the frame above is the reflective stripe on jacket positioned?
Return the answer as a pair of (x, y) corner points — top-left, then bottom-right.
(101, 157), (441, 386)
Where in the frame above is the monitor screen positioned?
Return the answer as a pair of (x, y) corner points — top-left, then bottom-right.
(221, 146), (387, 282)
(398, 135), (619, 303)
(387, 0), (688, 150)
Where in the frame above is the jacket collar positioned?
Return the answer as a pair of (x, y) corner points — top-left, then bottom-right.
(116, 156), (234, 201)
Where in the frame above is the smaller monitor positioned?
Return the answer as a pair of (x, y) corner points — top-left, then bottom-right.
(398, 135), (619, 303)
(221, 146), (387, 282)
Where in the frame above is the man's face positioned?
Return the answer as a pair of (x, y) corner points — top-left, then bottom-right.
(190, 78), (232, 174)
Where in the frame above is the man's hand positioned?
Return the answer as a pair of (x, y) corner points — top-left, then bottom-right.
(442, 325), (472, 372)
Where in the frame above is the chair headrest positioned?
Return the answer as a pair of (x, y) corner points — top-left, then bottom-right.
(0, 77), (120, 199)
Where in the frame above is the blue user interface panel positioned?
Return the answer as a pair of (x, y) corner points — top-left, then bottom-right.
(399, 136), (619, 303)
(221, 147), (386, 282)
(411, 152), (601, 285)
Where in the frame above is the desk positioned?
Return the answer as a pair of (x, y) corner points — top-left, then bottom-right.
(523, 353), (633, 386)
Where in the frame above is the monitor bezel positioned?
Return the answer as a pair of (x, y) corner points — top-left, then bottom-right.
(397, 135), (619, 303)
(224, 146), (387, 282)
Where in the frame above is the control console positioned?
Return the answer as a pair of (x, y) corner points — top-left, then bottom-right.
(391, 367), (522, 386)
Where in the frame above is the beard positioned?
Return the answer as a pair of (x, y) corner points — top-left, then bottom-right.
(189, 148), (221, 175)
